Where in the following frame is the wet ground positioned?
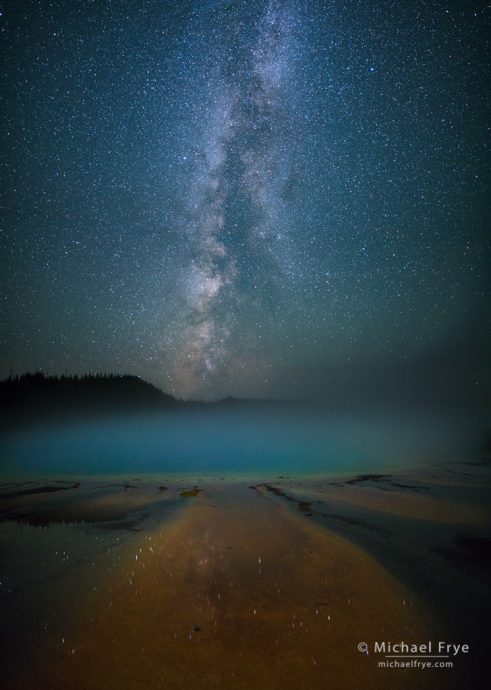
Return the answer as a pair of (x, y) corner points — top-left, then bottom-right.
(1, 461), (490, 689)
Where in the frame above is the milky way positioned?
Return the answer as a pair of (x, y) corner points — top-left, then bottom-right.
(166, 0), (303, 397)
(1, 0), (489, 401)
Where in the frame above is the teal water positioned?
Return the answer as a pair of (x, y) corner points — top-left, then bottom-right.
(0, 406), (477, 476)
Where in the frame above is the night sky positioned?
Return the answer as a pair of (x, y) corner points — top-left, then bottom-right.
(1, 0), (489, 403)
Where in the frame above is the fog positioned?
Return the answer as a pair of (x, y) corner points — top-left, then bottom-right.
(0, 405), (482, 476)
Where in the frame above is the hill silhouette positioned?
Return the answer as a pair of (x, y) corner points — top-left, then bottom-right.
(0, 372), (179, 426)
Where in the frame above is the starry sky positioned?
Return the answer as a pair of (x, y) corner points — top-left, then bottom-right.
(1, 0), (489, 403)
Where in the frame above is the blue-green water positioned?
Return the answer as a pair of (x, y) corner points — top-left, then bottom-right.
(0, 406), (478, 476)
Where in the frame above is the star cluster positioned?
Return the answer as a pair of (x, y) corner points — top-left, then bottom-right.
(1, 0), (489, 401)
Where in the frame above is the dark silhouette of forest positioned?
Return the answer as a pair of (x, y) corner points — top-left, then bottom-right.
(0, 372), (179, 426)
(0, 372), (291, 430)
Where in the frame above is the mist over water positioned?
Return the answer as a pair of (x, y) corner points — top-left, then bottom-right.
(0, 406), (480, 476)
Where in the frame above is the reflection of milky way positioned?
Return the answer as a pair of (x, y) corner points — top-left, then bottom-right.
(171, 1), (299, 398)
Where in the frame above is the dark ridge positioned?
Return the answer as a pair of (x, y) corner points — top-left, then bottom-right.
(0, 372), (305, 428)
(344, 474), (390, 485)
(0, 372), (179, 426)
(340, 474), (429, 492)
(250, 484), (387, 535)
(0, 482), (80, 499)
